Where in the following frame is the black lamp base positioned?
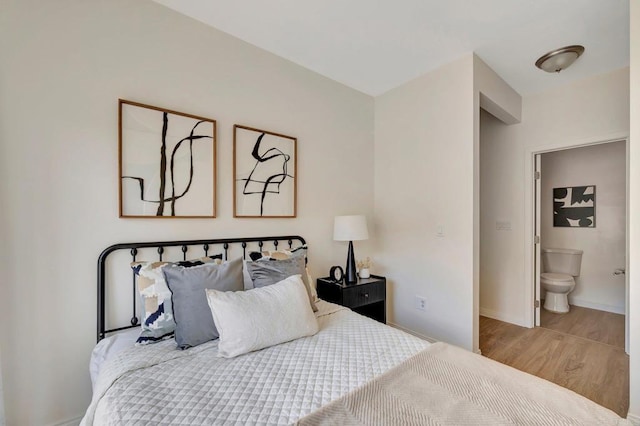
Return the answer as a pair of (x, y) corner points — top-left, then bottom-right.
(345, 240), (357, 284)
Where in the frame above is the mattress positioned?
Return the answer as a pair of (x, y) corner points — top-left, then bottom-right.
(81, 301), (430, 425)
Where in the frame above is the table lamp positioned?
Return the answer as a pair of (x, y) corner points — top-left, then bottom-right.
(333, 215), (369, 284)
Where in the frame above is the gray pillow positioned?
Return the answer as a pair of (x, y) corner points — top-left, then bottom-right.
(164, 257), (244, 349)
(247, 256), (317, 311)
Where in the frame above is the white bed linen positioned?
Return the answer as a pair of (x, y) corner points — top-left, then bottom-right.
(297, 342), (631, 425)
(81, 301), (429, 425)
(89, 328), (140, 389)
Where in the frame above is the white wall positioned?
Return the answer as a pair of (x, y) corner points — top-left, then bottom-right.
(479, 110), (529, 325)
(473, 56), (522, 349)
(374, 55), (475, 349)
(628, 0), (640, 421)
(540, 142), (626, 314)
(479, 68), (630, 327)
(374, 54), (519, 352)
(0, 1), (374, 424)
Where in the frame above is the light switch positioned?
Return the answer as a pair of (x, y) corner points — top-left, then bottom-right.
(496, 221), (511, 231)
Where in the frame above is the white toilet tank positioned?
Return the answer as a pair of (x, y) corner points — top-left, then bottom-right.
(542, 248), (583, 276)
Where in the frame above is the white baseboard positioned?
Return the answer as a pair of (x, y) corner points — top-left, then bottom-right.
(627, 412), (640, 425)
(569, 298), (625, 315)
(387, 322), (437, 343)
(479, 307), (527, 327)
(48, 415), (82, 426)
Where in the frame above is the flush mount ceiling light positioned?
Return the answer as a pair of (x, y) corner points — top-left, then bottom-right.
(535, 45), (585, 73)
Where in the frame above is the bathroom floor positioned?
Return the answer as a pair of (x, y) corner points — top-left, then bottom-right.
(479, 315), (629, 417)
(540, 305), (625, 348)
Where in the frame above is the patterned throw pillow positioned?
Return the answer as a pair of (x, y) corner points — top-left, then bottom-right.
(131, 255), (222, 345)
(249, 244), (308, 261)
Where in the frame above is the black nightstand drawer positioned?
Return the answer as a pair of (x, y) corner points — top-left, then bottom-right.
(342, 282), (384, 308)
(317, 275), (387, 323)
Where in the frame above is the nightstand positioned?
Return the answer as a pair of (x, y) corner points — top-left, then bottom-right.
(317, 275), (386, 323)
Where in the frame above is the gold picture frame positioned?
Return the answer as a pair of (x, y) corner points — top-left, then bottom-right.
(233, 124), (297, 218)
(119, 99), (217, 218)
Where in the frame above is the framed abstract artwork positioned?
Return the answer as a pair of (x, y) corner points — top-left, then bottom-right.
(233, 125), (297, 218)
(119, 100), (216, 218)
(553, 185), (596, 227)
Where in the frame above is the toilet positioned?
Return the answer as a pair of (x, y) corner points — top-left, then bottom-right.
(541, 248), (583, 313)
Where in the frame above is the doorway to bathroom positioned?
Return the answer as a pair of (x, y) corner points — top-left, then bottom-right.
(477, 111), (630, 415)
(533, 140), (628, 351)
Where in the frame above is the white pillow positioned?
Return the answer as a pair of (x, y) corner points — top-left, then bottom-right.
(206, 274), (319, 358)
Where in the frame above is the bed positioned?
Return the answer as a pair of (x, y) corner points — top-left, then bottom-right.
(82, 236), (631, 425)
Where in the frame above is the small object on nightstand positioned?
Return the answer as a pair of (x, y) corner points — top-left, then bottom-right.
(317, 275), (386, 323)
(356, 257), (372, 279)
(329, 265), (344, 283)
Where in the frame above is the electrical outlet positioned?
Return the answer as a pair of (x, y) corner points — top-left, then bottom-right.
(415, 296), (426, 311)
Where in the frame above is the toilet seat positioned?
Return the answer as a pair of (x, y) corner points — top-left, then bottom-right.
(541, 273), (575, 294)
(541, 272), (573, 282)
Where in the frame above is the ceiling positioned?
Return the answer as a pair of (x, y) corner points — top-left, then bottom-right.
(152, 0), (629, 97)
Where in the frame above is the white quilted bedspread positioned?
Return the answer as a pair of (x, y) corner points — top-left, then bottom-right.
(81, 301), (429, 426)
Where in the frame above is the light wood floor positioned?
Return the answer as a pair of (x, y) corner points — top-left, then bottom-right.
(479, 316), (629, 417)
(541, 305), (625, 348)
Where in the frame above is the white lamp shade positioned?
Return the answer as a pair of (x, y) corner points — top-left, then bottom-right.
(334, 215), (369, 241)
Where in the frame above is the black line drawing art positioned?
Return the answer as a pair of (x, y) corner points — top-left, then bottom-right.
(240, 132), (293, 216)
(119, 100), (216, 218)
(234, 125), (296, 218)
(553, 185), (595, 227)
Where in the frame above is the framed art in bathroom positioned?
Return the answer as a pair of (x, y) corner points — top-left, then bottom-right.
(119, 99), (217, 218)
(553, 185), (595, 227)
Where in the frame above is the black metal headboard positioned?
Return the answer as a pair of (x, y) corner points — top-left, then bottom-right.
(97, 235), (306, 342)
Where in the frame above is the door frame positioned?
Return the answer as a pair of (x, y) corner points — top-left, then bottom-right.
(523, 133), (630, 353)
(534, 154), (541, 326)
